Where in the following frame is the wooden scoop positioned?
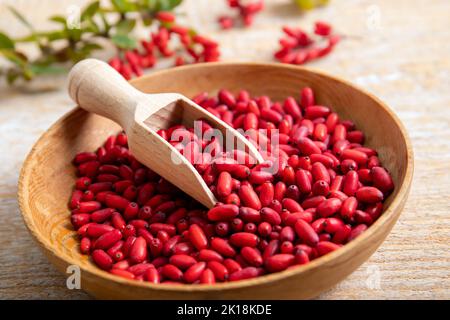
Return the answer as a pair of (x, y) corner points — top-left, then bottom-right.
(68, 59), (263, 208)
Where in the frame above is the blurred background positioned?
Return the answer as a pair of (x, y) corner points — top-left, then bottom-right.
(0, 0), (449, 299)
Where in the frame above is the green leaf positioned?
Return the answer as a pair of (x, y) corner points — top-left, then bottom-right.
(15, 34), (37, 42)
(0, 32), (15, 49)
(140, 0), (158, 10)
(49, 15), (67, 25)
(16, 30), (66, 43)
(67, 28), (82, 41)
(111, 0), (136, 12)
(115, 19), (136, 35)
(168, 0), (183, 9)
(111, 0), (126, 11)
(156, 0), (182, 11)
(81, 1), (100, 21)
(29, 63), (67, 75)
(140, 0), (153, 9)
(111, 34), (136, 49)
(80, 42), (103, 53)
(43, 30), (67, 41)
(8, 6), (35, 31)
(84, 20), (101, 33)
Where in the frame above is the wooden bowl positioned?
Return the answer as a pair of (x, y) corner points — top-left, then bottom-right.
(18, 62), (413, 299)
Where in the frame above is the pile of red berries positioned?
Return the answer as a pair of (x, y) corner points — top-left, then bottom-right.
(70, 86), (393, 284)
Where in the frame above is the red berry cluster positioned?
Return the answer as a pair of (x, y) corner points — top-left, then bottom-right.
(108, 12), (220, 80)
(275, 21), (340, 65)
(218, 0), (264, 29)
(70, 87), (394, 284)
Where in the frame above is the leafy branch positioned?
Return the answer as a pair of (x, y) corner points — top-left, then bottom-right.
(0, 0), (183, 84)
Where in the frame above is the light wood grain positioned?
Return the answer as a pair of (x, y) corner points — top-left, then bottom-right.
(1, 0), (449, 299)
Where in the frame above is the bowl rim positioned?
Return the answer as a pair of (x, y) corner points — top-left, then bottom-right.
(18, 61), (414, 293)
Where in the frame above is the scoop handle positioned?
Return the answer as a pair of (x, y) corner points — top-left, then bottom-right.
(68, 58), (145, 129)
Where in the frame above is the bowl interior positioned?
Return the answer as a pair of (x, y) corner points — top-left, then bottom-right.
(19, 63), (412, 299)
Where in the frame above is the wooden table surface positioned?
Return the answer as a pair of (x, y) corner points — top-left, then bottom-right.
(0, 0), (449, 299)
